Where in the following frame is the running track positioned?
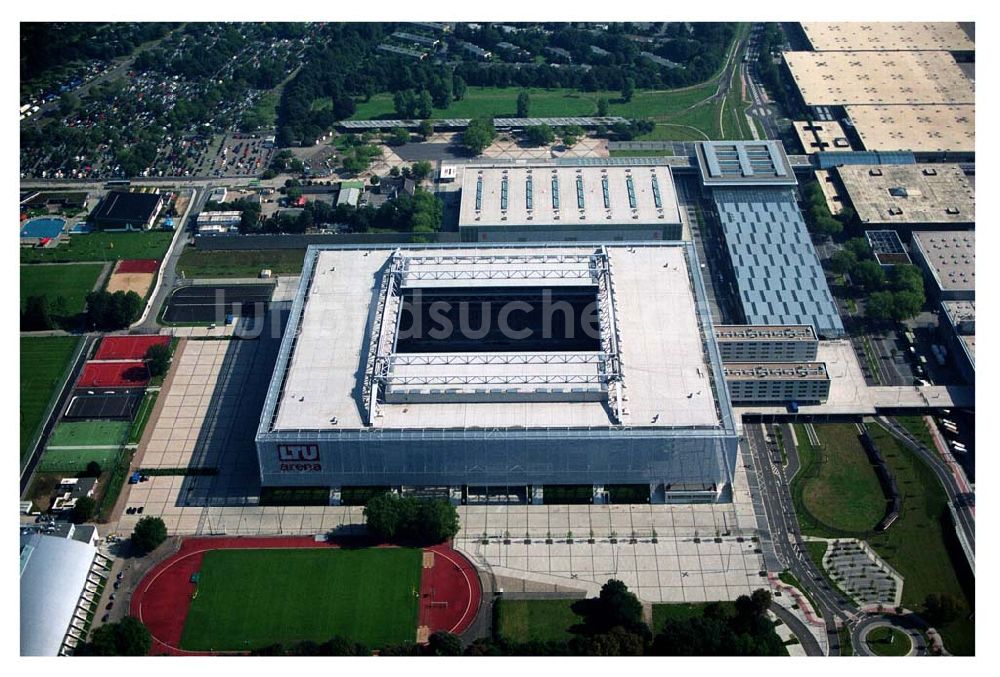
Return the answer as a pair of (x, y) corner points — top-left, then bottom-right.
(130, 536), (481, 655)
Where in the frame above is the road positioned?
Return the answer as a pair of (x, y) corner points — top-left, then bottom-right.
(743, 422), (859, 654)
(740, 23), (784, 141)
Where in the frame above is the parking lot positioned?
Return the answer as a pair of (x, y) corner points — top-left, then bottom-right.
(162, 284), (274, 324)
(195, 133), (275, 178)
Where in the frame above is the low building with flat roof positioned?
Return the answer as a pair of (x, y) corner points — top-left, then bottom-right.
(793, 120), (852, 154)
(783, 51), (975, 106)
(458, 163), (682, 242)
(836, 163), (974, 227)
(723, 362), (831, 404)
(799, 22), (974, 52)
(940, 300), (976, 383)
(256, 243), (738, 503)
(90, 190), (163, 231)
(694, 141), (797, 187)
(942, 300), (975, 335)
(845, 105), (974, 157)
(714, 325), (818, 362)
(866, 230), (912, 266)
(911, 231), (975, 300)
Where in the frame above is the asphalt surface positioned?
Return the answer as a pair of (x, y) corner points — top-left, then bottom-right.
(770, 602), (823, 656)
(162, 284), (275, 323)
(744, 422), (859, 655)
(852, 614), (929, 656)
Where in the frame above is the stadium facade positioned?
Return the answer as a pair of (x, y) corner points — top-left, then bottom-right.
(256, 243), (739, 503)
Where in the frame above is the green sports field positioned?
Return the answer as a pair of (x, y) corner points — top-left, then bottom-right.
(20, 336), (81, 465)
(180, 548), (423, 651)
(47, 419), (130, 448)
(20, 263), (105, 317)
(20, 231), (174, 264)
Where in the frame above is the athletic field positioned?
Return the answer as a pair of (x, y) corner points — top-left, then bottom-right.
(20, 336), (81, 465)
(179, 548), (423, 650)
(20, 263), (104, 317)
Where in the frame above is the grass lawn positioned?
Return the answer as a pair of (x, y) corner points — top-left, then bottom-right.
(127, 391), (159, 444)
(180, 548), (422, 651)
(47, 420), (130, 448)
(20, 263), (105, 317)
(651, 601), (736, 634)
(496, 599), (580, 643)
(38, 446), (123, 473)
(20, 336), (81, 466)
(177, 248), (306, 278)
(896, 415), (935, 449)
(21, 231), (174, 264)
(865, 626), (912, 656)
(791, 423), (886, 535)
(864, 425), (974, 656)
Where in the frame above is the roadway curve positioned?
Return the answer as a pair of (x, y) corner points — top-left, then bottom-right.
(853, 615), (928, 656)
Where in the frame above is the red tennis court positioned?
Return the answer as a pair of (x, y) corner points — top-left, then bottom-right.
(93, 335), (170, 361)
(115, 259), (160, 274)
(78, 360), (149, 388)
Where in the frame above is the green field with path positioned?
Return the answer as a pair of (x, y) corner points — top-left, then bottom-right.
(20, 263), (105, 317)
(20, 336), (81, 465)
(21, 231), (174, 264)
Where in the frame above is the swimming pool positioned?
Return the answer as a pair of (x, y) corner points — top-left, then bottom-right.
(20, 217), (66, 239)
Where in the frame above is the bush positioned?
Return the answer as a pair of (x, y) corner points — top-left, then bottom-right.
(71, 496), (96, 523)
(76, 617), (151, 656)
(363, 493), (459, 545)
(463, 118), (496, 155)
(525, 124), (555, 147)
(131, 515), (167, 555)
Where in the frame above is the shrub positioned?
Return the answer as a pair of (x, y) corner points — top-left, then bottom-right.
(131, 515), (167, 555)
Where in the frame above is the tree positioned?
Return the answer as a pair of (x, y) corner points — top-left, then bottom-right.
(427, 631), (463, 656)
(621, 77), (635, 102)
(865, 291), (895, 322)
(84, 290), (143, 330)
(364, 493), (459, 544)
(453, 74), (467, 101)
(59, 92), (80, 115)
(418, 499), (461, 543)
(144, 343), (171, 378)
(851, 259), (886, 293)
(923, 593), (961, 626)
(416, 90), (434, 119)
(463, 117), (496, 155)
(830, 249), (858, 276)
(890, 290), (924, 322)
(597, 97), (609, 116)
(21, 295), (54, 331)
(131, 515), (167, 555)
(844, 237), (872, 261)
(77, 617), (151, 656)
(71, 496), (96, 524)
(418, 119), (434, 140)
(388, 127), (410, 146)
(517, 90), (531, 118)
(562, 134), (578, 147)
(594, 579), (645, 632)
(411, 161), (433, 182)
(525, 124), (555, 146)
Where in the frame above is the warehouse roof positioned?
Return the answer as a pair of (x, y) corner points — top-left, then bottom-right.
(91, 190), (162, 225)
(793, 120), (852, 154)
(711, 188), (845, 337)
(695, 141), (797, 186)
(846, 104), (975, 154)
(458, 164), (682, 228)
(783, 51), (975, 106)
(264, 244), (726, 432)
(836, 164), (975, 225)
(800, 22), (974, 52)
(912, 231), (975, 293)
(20, 532), (98, 656)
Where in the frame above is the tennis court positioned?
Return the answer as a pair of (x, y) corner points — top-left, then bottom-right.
(116, 259), (161, 274)
(64, 389), (145, 420)
(162, 284), (273, 323)
(93, 335), (170, 361)
(78, 361), (149, 388)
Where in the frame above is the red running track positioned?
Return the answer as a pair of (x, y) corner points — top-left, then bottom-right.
(130, 536), (482, 655)
(93, 335), (170, 361)
(115, 259), (160, 274)
(78, 360), (149, 388)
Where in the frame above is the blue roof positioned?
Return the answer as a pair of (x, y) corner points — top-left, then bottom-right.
(815, 151), (916, 169)
(712, 187), (845, 338)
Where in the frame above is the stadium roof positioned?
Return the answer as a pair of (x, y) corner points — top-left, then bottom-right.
(836, 164), (975, 225)
(91, 190), (162, 225)
(800, 22), (974, 52)
(458, 164), (682, 228)
(912, 231), (975, 294)
(263, 244), (727, 432)
(694, 141), (797, 187)
(783, 51), (975, 106)
(711, 187), (845, 337)
(845, 104), (975, 154)
(20, 532), (98, 656)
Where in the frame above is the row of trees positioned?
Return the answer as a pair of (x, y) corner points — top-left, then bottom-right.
(829, 239), (926, 322)
(84, 290), (144, 331)
(363, 493), (460, 545)
(803, 181), (855, 240)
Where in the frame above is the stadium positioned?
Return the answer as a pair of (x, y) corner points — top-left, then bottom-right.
(256, 243), (738, 504)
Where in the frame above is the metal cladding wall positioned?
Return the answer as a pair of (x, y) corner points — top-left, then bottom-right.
(255, 428), (737, 489)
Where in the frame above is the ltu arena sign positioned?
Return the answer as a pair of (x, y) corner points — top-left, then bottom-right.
(277, 444), (321, 472)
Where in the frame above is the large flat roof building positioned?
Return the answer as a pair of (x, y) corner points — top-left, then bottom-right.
(911, 231), (975, 300)
(458, 164), (683, 242)
(90, 190), (163, 231)
(799, 22), (974, 52)
(694, 141), (797, 187)
(723, 362), (831, 404)
(256, 243), (738, 502)
(793, 120), (853, 154)
(845, 104), (975, 156)
(783, 51), (975, 106)
(836, 164), (975, 227)
(714, 325), (819, 363)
